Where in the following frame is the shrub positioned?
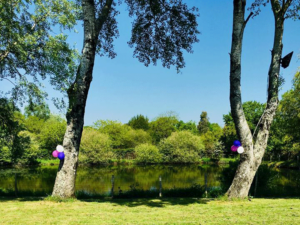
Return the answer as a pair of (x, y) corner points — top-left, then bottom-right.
(93, 120), (131, 148)
(134, 143), (162, 164)
(128, 115), (149, 131)
(159, 131), (204, 163)
(0, 146), (11, 164)
(17, 131), (40, 165)
(149, 115), (179, 143)
(93, 120), (152, 149)
(79, 128), (115, 164)
(38, 115), (66, 156)
(113, 148), (135, 160)
(123, 129), (152, 148)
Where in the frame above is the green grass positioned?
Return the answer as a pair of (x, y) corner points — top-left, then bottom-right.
(0, 198), (299, 224)
(37, 159), (60, 165)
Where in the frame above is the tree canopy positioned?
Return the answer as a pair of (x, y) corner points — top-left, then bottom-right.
(0, 0), (79, 105)
(197, 111), (209, 134)
(128, 114), (150, 131)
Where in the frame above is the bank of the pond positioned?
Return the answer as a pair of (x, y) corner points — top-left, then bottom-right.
(0, 198), (299, 224)
(267, 160), (300, 169)
(37, 157), (239, 166)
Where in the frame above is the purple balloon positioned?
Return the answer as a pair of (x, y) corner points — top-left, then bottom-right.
(58, 152), (65, 160)
(231, 145), (238, 152)
(52, 150), (59, 158)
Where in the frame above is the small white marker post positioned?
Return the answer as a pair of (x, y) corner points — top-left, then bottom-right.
(159, 176), (162, 198)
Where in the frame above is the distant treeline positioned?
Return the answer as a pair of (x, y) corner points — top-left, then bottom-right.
(1, 72), (300, 165)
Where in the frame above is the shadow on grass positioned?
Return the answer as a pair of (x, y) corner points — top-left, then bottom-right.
(0, 184), (211, 206)
(81, 197), (210, 207)
(0, 196), (44, 202)
(0, 195), (210, 207)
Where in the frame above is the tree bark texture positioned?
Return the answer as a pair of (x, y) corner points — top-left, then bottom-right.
(52, 0), (113, 198)
(226, 0), (286, 198)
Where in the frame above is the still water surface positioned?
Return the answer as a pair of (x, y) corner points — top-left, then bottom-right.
(0, 164), (299, 197)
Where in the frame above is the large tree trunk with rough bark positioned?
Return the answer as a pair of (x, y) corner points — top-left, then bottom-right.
(52, 0), (113, 198)
(226, 0), (286, 198)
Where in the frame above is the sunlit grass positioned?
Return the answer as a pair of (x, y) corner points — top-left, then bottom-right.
(0, 198), (299, 224)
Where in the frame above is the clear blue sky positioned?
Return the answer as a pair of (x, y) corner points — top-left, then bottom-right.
(1, 0), (299, 126)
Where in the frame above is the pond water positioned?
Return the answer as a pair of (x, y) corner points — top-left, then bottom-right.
(0, 163), (300, 198)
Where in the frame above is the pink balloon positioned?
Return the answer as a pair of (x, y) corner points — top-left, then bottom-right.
(231, 145), (238, 152)
(52, 150), (59, 158)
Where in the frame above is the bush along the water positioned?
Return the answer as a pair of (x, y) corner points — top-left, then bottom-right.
(134, 143), (162, 164)
(159, 131), (205, 163)
(79, 128), (115, 164)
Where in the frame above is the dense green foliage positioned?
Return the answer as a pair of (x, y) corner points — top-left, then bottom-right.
(0, 0), (79, 106)
(267, 71), (300, 160)
(221, 73), (300, 161)
(93, 120), (131, 149)
(149, 114), (179, 143)
(24, 102), (50, 120)
(134, 143), (162, 164)
(221, 101), (265, 152)
(0, 99), (38, 165)
(175, 120), (198, 134)
(0, 98), (66, 165)
(128, 115), (149, 131)
(79, 128), (115, 164)
(159, 131), (204, 163)
(197, 111), (210, 134)
(38, 116), (66, 157)
(2, 72), (300, 165)
(126, 0), (200, 71)
(93, 120), (151, 149)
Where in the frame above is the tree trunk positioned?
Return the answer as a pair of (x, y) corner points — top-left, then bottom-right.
(226, 0), (255, 198)
(51, 0), (113, 198)
(226, 0), (286, 198)
(52, 0), (114, 198)
(51, 53), (96, 197)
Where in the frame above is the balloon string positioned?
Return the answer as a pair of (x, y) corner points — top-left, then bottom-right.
(253, 110), (266, 141)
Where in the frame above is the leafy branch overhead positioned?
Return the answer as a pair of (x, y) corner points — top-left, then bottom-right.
(249, 0), (300, 19)
(125, 0), (200, 71)
(0, 0), (80, 106)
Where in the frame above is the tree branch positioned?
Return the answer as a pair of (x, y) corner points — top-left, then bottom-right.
(0, 51), (9, 62)
(2, 78), (16, 86)
(283, 0), (293, 13)
(253, 5), (285, 157)
(230, 0), (253, 148)
(270, 0), (282, 16)
(9, 60), (24, 79)
(244, 12), (254, 25)
(31, 12), (51, 30)
(95, 0), (114, 35)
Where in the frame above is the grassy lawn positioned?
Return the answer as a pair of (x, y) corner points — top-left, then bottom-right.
(0, 198), (299, 224)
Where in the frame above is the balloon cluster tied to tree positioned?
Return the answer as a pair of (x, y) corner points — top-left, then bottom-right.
(231, 140), (244, 154)
(52, 145), (65, 160)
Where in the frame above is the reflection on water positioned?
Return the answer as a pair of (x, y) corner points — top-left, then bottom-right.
(0, 163), (299, 198)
